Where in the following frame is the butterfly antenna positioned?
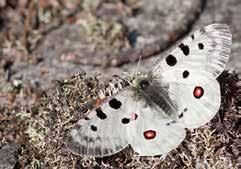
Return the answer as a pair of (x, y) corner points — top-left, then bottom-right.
(134, 50), (143, 74)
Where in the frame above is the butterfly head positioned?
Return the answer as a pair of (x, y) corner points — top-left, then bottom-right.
(130, 72), (153, 91)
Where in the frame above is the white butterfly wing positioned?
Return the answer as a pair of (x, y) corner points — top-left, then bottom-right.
(66, 91), (133, 157)
(169, 80), (220, 128)
(151, 24), (231, 128)
(126, 100), (186, 156)
(153, 23), (232, 85)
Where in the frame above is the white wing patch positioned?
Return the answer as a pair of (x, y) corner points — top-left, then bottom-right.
(153, 23), (232, 85)
(169, 80), (221, 129)
(129, 120), (185, 156)
(67, 89), (134, 157)
(126, 102), (186, 156)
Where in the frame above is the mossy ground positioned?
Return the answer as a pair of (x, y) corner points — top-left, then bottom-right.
(1, 71), (241, 169)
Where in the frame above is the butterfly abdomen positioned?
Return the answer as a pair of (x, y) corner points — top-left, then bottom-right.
(98, 74), (131, 99)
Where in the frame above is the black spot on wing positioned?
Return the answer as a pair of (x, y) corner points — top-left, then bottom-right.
(121, 118), (130, 124)
(95, 108), (107, 119)
(84, 117), (90, 120)
(90, 125), (97, 131)
(166, 120), (176, 126)
(179, 43), (189, 56)
(109, 98), (122, 109)
(198, 43), (204, 49)
(166, 55), (177, 66)
(183, 70), (189, 78)
(178, 112), (183, 118)
(191, 34), (194, 40)
(179, 108), (187, 119)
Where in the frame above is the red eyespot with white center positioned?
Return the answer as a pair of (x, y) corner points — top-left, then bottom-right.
(143, 130), (156, 140)
(193, 86), (204, 98)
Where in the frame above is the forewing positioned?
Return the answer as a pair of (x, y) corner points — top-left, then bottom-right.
(66, 89), (134, 157)
(152, 23), (232, 85)
(152, 23), (231, 128)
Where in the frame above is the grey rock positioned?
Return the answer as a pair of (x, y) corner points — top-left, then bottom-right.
(10, 0), (203, 90)
(123, 0), (203, 49)
(0, 143), (20, 169)
(97, 0), (203, 66)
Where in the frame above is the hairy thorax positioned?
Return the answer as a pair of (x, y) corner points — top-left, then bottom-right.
(98, 72), (179, 119)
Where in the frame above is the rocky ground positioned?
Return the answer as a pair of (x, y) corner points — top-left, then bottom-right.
(0, 0), (241, 168)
